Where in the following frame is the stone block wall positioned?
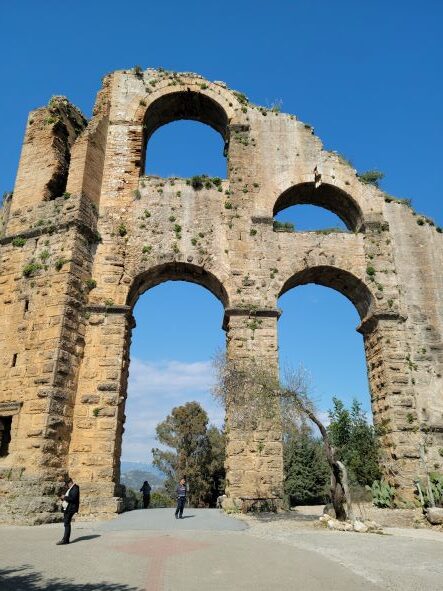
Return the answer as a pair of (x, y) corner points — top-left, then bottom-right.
(0, 67), (441, 522)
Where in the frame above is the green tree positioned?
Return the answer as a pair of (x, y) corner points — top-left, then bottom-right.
(152, 401), (225, 507)
(284, 424), (330, 505)
(328, 398), (381, 486)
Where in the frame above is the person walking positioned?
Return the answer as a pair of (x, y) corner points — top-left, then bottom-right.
(174, 477), (187, 519)
(140, 480), (151, 509)
(56, 476), (80, 545)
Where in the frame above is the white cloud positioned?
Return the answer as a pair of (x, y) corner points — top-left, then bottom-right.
(121, 358), (224, 463)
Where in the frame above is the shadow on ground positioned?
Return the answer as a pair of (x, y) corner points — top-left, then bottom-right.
(70, 535), (101, 543)
(0, 565), (141, 591)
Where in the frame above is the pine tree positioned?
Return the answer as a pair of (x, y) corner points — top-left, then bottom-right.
(284, 425), (330, 505)
(152, 401), (225, 507)
(328, 397), (381, 486)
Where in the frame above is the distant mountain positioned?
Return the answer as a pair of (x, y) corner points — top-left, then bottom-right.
(121, 469), (164, 491)
(121, 461), (164, 477)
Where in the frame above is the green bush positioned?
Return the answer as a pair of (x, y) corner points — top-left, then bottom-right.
(12, 237), (26, 247)
(191, 175), (204, 190)
(54, 258), (66, 271)
(118, 224), (127, 237)
(22, 262), (43, 277)
(273, 220), (295, 232)
(85, 279), (97, 290)
(357, 170), (384, 187)
(150, 491), (175, 508)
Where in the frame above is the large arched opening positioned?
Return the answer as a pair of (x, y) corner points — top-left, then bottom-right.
(119, 263), (228, 507)
(278, 267), (379, 504)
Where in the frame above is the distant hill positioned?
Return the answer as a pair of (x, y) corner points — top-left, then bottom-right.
(121, 461), (164, 477)
(120, 462), (165, 491)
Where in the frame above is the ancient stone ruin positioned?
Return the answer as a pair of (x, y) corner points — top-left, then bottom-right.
(0, 68), (442, 523)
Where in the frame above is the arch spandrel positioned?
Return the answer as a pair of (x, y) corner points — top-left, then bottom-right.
(129, 75), (244, 129)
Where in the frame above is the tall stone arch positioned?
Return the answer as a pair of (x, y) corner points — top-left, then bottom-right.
(0, 67), (442, 523)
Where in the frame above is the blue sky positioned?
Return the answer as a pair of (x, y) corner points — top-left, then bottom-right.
(1, 1), (441, 463)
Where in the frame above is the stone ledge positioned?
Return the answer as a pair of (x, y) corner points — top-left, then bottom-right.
(223, 307), (281, 330)
(357, 311), (408, 334)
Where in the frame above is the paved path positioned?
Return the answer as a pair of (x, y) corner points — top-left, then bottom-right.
(0, 508), (442, 590)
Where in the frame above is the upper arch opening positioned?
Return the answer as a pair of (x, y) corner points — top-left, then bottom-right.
(127, 262), (229, 310)
(273, 182), (364, 232)
(142, 91), (229, 178)
(279, 266), (374, 320)
(143, 91), (229, 144)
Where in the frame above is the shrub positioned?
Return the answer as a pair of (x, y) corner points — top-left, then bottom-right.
(39, 250), (50, 261)
(12, 237), (26, 247)
(133, 189), (141, 200)
(54, 258), (66, 271)
(133, 65), (143, 78)
(150, 491), (175, 508)
(366, 266), (376, 276)
(273, 220), (294, 232)
(224, 201), (233, 210)
(85, 279), (97, 290)
(91, 231), (102, 243)
(191, 175), (204, 190)
(357, 170), (384, 188)
(250, 228), (257, 236)
(118, 224), (127, 237)
(63, 192), (71, 199)
(142, 245), (152, 254)
(22, 262), (43, 277)
(233, 91), (248, 105)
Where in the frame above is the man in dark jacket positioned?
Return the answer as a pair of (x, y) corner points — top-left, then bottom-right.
(57, 477), (80, 545)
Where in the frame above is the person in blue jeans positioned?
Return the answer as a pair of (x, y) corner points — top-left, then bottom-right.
(175, 477), (187, 519)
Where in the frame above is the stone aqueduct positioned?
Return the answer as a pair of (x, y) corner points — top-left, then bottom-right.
(0, 68), (442, 523)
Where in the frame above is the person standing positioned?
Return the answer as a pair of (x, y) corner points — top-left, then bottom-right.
(174, 477), (187, 519)
(57, 477), (80, 545)
(140, 480), (152, 509)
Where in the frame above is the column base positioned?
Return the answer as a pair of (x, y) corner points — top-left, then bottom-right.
(222, 496), (285, 513)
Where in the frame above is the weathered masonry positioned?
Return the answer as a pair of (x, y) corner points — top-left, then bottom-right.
(0, 68), (442, 523)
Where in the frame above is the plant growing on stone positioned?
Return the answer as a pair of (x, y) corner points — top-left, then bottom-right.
(357, 170), (384, 188)
(22, 262), (43, 277)
(273, 220), (294, 232)
(12, 237), (26, 247)
(55, 258), (66, 271)
(191, 176), (204, 190)
(85, 279), (97, 290)
(118, 224), (127, 237)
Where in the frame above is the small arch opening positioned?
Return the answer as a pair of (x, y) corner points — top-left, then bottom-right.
(273, 182), (364, 232)
(274, 204), (347, 233)
(145, 120), (226, 178)
(142, 91), (229, 179)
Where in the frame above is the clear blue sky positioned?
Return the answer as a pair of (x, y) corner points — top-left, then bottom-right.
(1, 1), (441, 463)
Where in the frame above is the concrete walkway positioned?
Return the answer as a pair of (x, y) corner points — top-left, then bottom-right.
(0, 508), (442, 590)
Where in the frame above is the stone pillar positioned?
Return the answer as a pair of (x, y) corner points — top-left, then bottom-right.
(359, 311), (424, 499)
(223, 308), (284, 511)
(68, 306), (132, 516)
